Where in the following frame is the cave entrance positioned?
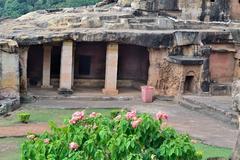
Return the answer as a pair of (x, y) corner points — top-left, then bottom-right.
(27, 45), (43, 87)
(78, 55), (91, 75)
(73, 42), (106, 92)
(184, 76), (194, 94)
(118, 44), (149, 92)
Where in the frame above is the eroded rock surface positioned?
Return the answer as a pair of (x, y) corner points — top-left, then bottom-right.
(0, 3), (239, 47)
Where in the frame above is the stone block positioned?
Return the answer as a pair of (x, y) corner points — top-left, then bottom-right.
(103, 43), (119, 96)
(59, 41), (74, 91)
(102, 88), (119, 96)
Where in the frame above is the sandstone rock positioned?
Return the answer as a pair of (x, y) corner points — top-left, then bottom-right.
(80, 16), (103, 28)
(131, 0), (147, 11)
(0, 3), (239, 48)
(118, 0), (133, 7)
(232, 80), (240, 112)
(0, 99), (20, 115)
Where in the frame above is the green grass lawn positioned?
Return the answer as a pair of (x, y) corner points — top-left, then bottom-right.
(0, 137), (232, 160)
(0, 107), (113, 126)
(0, 107), (233, 160)
(0, 137), (25, 160)
(194, 143), (232, 160)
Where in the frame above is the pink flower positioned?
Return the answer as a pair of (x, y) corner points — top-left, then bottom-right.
(72, 111), (85, 120)
(44, 138), (50, 144)
(69, 119), (76, 124)
(131, 118), (142, 128)
(89, 112), (97, 118)
(69, 116), (79, 124)
(131, 121), (138, 128)
(69, 142), (79, 151)
(155, 112), (169, 121)
(69, 111), (85, 124)
(131, 118), (142, 129)
(126, 110), (137, 120)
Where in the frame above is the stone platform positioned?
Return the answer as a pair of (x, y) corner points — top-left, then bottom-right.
(179, 95), (238, 128)
(28, 87), (141, 101)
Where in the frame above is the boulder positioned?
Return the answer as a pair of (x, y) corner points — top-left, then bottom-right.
(80, 16), (103, 28)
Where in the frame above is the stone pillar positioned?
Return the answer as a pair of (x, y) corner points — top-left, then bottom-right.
(41, 45), (53, 88)
(232, 80), (240, 160)
(234, 44), (240, 79)
(18, 47), (29, 94)
(200, 46), (211, 93)
(59, 41), (74, 94)
(102, 43), (119, 96)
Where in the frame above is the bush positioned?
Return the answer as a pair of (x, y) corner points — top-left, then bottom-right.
(110, 109), (122, 118)
(17, 112), (30, 123)
(21, 110), (202, 160)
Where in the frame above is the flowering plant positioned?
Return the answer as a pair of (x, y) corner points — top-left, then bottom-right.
(21, 110), (202, 160)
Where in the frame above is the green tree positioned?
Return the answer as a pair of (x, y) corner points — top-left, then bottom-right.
(0, 0), (101, 18)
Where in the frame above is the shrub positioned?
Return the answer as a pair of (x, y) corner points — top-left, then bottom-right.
(21, 110), (202, 160)
(17, 112), (30, 123)
(110, 109), (122, 118)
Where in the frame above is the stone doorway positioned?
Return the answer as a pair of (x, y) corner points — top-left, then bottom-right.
(118, 44), (149, 90)
(78, 55), (91, 75)
(184, 75), (194, 94)
(27, 45), (43, 87)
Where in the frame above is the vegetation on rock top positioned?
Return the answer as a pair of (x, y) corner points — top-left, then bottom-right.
(0, 0), (101, 18)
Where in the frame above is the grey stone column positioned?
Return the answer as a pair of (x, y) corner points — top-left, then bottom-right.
(59, 41), (74, 95)
(18, 47), (29, 94)
(41, 45), (53, 88)
(102, 42), (119, 96)
(200, 46), (211, 93)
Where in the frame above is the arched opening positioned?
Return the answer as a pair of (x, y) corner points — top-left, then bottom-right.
(184, 75), (194, 93)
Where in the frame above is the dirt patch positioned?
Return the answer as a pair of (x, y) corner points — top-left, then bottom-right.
(0, 123), (49, 137)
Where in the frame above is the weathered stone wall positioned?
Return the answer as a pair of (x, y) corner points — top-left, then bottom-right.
(178, 0), (203, 20)
(131, 0), (178, 11)
(51, 78), (141, 88)
(118, 44), (149, 82)
(147, 47), (203, 96)
(75, 42), (106, 79)
(147, 48), (182, 96)
(209, 52), (235, 83)
(130, 0), (231, 21)
(0, 41), (19, 99)
(234, 44), (240, 79)
(229, 0), (240, 21)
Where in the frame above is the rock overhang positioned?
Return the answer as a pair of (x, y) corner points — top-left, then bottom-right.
(0, 4), (239, 48)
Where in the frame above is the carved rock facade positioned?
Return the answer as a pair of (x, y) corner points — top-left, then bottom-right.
(0, 0), (240, 102)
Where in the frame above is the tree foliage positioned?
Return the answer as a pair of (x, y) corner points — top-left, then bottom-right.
(0, 0), (100, 18)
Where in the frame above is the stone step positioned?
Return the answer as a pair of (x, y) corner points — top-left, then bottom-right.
(179, 98), (238, 128)
(182, 96), (237, 119)
(30, 95), (139, 102)
(210, 83), (232, 96)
